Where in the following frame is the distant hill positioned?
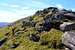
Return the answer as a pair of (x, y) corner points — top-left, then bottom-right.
(0, 22), (9, 27)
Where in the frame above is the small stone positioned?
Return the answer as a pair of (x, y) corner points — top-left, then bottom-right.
(10, 44), (19, 48)
(14, 31), (23, 36)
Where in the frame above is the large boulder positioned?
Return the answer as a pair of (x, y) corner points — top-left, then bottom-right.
(62, 31), (75, 50)
(43, 20), (53, 31)
(64, 13), (75, 20)
(35, 21), (53, 32)
(34, 13), (64, 31)
(44, 15), (63, 30)
(60, 22), (75, 31)
(44, 14), (64, 24)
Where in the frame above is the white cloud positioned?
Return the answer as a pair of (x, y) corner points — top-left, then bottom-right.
(0, 1), (65, 22)
(11, 5), (20, 7)
(0, 10), (18, 22)
(0, 9), (37, 22)
(56, 4), (64, 9)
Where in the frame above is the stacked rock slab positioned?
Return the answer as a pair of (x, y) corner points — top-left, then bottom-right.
(60, 22), (75, 50)
(60, 22), (75, 31)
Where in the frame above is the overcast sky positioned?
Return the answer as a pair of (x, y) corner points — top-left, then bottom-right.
(0, 0), (75, 22)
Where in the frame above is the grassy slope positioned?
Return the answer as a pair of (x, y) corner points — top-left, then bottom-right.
(0, 16), (65, 50)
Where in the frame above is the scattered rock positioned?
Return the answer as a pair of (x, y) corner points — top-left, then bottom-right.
(14, 31), (23, 36)
(35, 26), (45, 33)
(28, 34), (40, 42)
(22, 17), (36, 27)
(22, 20), (36, 27)
(10, 44), (19, 48)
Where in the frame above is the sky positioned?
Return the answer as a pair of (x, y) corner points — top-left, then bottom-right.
(0, 0), (75, 22)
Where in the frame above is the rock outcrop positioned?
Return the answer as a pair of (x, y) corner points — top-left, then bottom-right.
(1, 7), (75, 50)
(60, 22), (75, 50)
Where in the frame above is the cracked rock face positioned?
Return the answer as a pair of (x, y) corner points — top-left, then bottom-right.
(62, 31), (75, 50)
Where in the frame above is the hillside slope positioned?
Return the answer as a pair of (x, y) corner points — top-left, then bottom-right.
(0, 7), (75, 50)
